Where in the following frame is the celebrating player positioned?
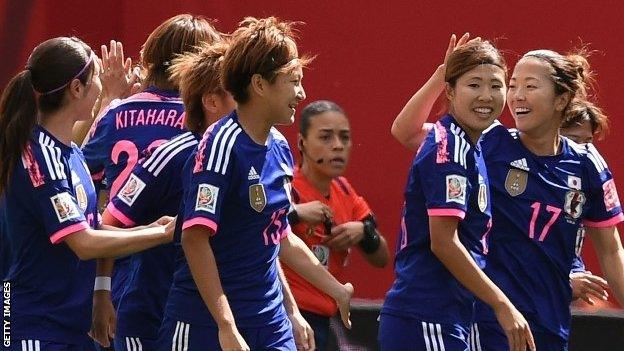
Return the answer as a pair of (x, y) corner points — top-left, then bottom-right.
(0, 36), (174, 351)
(157, 17), (353, 351)
(390, 37), (624, 351)
(82, 14), (222, 347)
(380, 35), (533, 351)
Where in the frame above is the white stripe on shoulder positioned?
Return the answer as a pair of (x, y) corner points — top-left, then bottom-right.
(172, 321), (181, 351)
(474, 323), (483, 351)
(206, 118), (235, 171)
(586, 143), (608, 173)
(270, 127), (287, 141)
(482, 119), (502, 135)
(213, 123), (240, 173)
(449, 123), (469, 168)
(183, 322), (190, 351)
(428, 323), (440, 351)
(143, 132), (198, 175)
(219, 128), (243, 175)
(39, 132), (67, 180)
(422, 322), (433, 351)
(435, 323), (446, 351)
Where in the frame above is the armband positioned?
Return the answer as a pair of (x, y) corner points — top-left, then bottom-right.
(359, 214), (380, 254)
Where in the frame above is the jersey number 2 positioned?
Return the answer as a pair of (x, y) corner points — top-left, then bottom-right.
(110, 139), (166, 197)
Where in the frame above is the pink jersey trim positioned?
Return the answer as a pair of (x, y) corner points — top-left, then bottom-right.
(106, 202), (136, 227)
(182, 217), (218, 235)
(427, 208), (466, 219)
(583, 213), (624, 228)
(50, 222), (89, 244)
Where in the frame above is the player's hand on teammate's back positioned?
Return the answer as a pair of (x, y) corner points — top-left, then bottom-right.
(493, 301), (536, 351)
(89, 290), (116, 347)
(218, 326), (250, 351)
(296, 201), (333, 225)
(289, 311), (315, 351)
(570, 271), (609, 305)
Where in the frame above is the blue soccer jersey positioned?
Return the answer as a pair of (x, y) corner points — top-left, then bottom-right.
(107, 131), (200, 341)
(474, 123), (624, 339)
(164, 111), (294, 329)
(83, 86), (186, 195)
(382, 115), (492, 325)
(1, 125), (99, 344)
(82, 86), (186, 310)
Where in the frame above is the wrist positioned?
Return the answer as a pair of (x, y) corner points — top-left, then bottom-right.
(94, 276), (112, 291)
(287, 208), (301, 225)
(359, 215), (381, 254)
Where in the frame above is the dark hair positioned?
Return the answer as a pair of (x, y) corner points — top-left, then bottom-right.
(221, 16), (313, 104)
(522, 49), (595, 126)
(299, 100), (345, 136)
(141, 14), (221, 90)
(560, 100), (609, 140)
(445, 40), (508, 87)
(169, 40), (228, 134)
(0, 37), (94, 196)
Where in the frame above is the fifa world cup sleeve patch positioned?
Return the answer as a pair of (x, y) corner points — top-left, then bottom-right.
(195, 183), (219, 213)
(602, 179), (621, 212)
(50, 192), (81, 223)
(446, 174), (467, 205)
(118, 174), (146, 206)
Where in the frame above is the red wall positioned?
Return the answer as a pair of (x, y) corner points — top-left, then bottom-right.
(2, 0), (624, 303)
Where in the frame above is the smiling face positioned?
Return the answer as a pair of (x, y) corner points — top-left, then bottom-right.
(265, 64), (306, 126)
(507, 56), (570, 136)
(299, 110), (351, 178)
(446, 63), (506, 141)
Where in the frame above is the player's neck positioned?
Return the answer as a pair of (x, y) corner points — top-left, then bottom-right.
(301, 163), (331, 197)
(39, 110), (75, 146)
(236, 104), (272, 145)
(519, 129), (561, 156)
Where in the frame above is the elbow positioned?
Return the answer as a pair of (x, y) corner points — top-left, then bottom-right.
(430, 239), (451, 261)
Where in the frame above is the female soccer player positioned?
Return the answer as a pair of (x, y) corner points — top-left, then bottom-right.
(0, 36), (174, 351)
(380, 36), (533, 351)
(390, 39), (624, 351)
(158, 17), (353, 351)
(90, 42), (235, 349)
(82, 15), (222, 343)
(282, 100), (389, 350)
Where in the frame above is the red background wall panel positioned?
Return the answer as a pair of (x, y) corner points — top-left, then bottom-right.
(1, 0), (623, 303)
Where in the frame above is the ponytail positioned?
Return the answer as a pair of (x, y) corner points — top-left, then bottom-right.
(0, 70), (39, 196)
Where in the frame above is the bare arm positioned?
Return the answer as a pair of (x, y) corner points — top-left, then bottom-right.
(181, 225), (249, 350)
(277, 259), (314, 351)
(279, 233), (353, 328)
(63, 217), (174, 261)
(391, 65), (445, 151)
(429, 216), (534, 351)
(588, 225), (624, 307)
(391, 33), (472, 151)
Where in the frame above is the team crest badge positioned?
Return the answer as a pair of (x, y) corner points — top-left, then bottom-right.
(249, 184), (267, 212)
(564, 190), (586, 219)
(75, 184), (88, 211)
(446, 175), (467, 205)
(311, 245), (330, 266)
(478, 183), (488, 212)
(118, 174), (146, 206)
(195, 184), (219, 213)
(50, 192), (80, 223)
(504, 169), (528, 197)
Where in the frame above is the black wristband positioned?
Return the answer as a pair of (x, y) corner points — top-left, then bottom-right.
(359, 215), (380, 254)
(287, 208), (300, 225)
